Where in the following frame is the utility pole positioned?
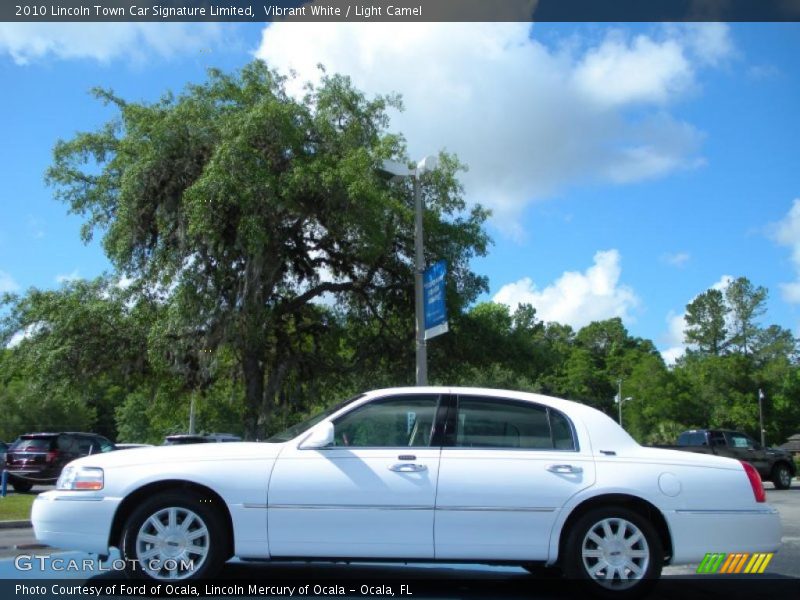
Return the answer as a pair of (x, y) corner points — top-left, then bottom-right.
(413, 172), (427, 386)
(758, 388), (765, 447)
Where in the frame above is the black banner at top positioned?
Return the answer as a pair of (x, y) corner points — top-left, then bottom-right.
(2, 0), (800, 23)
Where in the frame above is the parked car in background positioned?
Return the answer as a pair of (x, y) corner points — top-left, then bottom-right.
(163, 433), (242, 445)
(661, 429), (796, 489)
(163, 434), (211, 445)
(115, 443), (153, 450)
(205, 433), (242, 442)
(0, 441), (8, 466)
(33, 387), (781, 596)
(5, 432), (115, 492)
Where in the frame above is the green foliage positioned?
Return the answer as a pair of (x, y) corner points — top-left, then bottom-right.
(684, 288), (728, 355)
(0, 377), (95, 441)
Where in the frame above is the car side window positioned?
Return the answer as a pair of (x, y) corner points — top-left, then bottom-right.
(727, 433), (753, 449)
(332, 395), (439, 448)
(550, 409), (577, 450)
(455, 396), (576, 450)
(58, 435), (79, 454)
(92, 438), (115, 453)
(75, 436), (94, 455)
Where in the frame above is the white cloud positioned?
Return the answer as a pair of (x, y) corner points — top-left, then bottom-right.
(493, 249), (639, 330)
(0, 23), (223, 65)
(772, 199), (800, 304)
(7, 323), (45, 349)
(662, 251), (691, 267)
(572, 33), (692, 108)
(660, 311), (688, 365)
(255, 23), (731, 232)
(55, 270), (81, 284)
(0, 270), (19, 293)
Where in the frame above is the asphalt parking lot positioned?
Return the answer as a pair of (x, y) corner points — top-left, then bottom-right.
(0, 482), (798, 598)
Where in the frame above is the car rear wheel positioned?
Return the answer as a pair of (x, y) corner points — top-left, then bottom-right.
(563, 507), (663, 599)
(772, 463), (793, 490)
(119, 492), (226, 581)
(11, 480), (33, 493)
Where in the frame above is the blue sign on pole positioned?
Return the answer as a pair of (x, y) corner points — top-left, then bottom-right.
(423, 260), (449, 340)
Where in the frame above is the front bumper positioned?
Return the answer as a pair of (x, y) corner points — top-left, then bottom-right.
(667, 507), (782, 564)
(32, 491), (122, 555)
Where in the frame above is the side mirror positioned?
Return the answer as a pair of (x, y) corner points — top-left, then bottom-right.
(299, 422), (334, 449)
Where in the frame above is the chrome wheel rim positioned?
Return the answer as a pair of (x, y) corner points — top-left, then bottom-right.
(135, 507), (209, 580)
(779, 467), (791, 488)
(581, 517), (650, 590)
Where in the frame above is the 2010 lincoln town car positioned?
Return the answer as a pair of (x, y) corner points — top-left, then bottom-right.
(33, 388), (781, 597)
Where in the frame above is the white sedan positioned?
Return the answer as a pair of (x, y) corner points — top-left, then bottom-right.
(32, 387), (781, 596)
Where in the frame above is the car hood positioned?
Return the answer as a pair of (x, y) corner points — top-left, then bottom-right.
(69, 441), (286, 470)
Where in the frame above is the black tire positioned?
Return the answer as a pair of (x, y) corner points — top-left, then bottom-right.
(119, 492), (227, 581)
(563, 507), (663, 599)
(11, 480), (33, 493)
(771, 463), (793, 490)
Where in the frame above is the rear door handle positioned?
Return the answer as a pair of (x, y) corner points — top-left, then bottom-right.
(547, 464), (583, 474)
(390, 463), (428, 473)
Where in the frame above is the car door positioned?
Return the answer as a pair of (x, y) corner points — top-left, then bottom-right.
(268, 393), (443, 558)
(724, 431), (770, 476)
(435, 394), (595, 561)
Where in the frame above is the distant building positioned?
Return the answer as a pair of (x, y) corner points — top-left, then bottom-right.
(779, 433), (800, 457)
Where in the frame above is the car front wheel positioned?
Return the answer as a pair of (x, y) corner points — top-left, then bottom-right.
(772, 463), (793, 490)
(563, 507), (663, 599)
(119, 493), (226, 581)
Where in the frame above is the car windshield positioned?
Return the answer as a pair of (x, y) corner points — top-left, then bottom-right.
(267, 394), (365, 443)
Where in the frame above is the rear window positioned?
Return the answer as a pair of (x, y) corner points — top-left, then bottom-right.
(677, 432), (706, 446)
(11, 437), (55, 452)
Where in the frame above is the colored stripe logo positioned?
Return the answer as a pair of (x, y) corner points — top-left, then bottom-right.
(696, 553), (773, 574)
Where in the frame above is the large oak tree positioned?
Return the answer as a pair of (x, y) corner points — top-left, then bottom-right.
(45, 62), (489, 439)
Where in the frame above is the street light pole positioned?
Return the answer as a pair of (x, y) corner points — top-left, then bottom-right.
(380, 157), (437, 386)
(617, 379), (623, 427)
(413, 173), (427, 386)
(758, 388), (765, 447)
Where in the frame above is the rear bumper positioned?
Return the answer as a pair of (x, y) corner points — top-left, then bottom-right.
(5, 472), (58, 484)
(667, 507), (782, 564)
(32, 491), (121, 555)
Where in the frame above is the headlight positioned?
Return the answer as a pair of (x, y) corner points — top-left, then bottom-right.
(56, 466), (104, 491)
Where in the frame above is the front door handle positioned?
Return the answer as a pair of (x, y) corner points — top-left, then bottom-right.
(390, 463), (428, 473)
(547, 464), (583, 474)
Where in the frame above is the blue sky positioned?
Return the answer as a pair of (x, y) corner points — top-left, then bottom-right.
(0, 22), (799, 362)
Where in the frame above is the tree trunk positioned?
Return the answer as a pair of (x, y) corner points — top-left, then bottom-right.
(242, 352), (265, 440)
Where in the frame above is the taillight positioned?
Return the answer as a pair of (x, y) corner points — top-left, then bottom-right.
(46, 450), (59, 463)
(740, 460), (766, 503)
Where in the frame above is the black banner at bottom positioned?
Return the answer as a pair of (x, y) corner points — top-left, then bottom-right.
(3, 576), (800, 600)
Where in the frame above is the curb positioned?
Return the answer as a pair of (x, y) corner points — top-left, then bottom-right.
(0, 520), (32, 530)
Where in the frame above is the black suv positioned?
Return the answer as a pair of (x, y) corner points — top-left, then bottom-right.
(4, 432), (115, 492)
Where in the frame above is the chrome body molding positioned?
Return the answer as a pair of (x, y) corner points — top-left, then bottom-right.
(52, 495), (105, 502)
(674, 508), (779, 515)
(436, 506), (556, 513)
(267, 504), (556, 513)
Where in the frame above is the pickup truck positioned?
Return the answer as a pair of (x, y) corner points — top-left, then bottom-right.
(668, 429), (796, 489)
